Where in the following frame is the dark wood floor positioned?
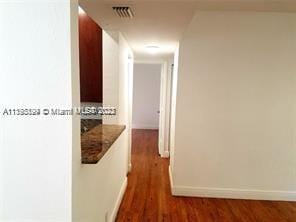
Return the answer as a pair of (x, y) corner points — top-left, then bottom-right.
(116, 129), (296, 222)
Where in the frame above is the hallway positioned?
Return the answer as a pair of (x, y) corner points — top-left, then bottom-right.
(116, 129), (296, 222)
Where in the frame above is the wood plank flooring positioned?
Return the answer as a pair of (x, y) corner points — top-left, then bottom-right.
(116, 129), (296, 222)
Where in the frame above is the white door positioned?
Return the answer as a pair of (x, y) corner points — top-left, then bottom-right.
(158, 63), (167, 156)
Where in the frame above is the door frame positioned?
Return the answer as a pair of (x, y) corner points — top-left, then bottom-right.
(133, 59), (173, 158)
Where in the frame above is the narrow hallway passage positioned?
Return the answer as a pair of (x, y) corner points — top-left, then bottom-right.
(116, 130), (296, 222)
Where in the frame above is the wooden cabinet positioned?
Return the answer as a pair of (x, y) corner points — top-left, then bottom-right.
(79, 13), (102, 103)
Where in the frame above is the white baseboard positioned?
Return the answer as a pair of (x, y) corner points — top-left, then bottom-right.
(172, 186), (296, 201)
(132, 124), (159, 130)
(161, 150), (170, 158)
(128, 162), (132, 173)
(110, 177), (128, 222)
(168, 166), (296, 201)
(168, 165), (174, 195)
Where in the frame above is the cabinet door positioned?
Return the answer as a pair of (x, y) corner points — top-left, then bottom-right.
(79, 13), (102, 103)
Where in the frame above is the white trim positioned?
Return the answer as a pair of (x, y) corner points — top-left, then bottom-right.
(110, 177), (128, 222)
(158, 62), (167, 156)
(161, 150), (170, 158)
(169, 165), (174, 195)
(128, 163), (132, 173)
(134, 59), (168, 64)
(163, 60), (173, 161)
(172, 186), (296, 201)
(132, 124), (159, 130)
(169, 166), (296, 201)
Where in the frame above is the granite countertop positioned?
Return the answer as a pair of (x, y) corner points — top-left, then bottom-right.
(81, 119), (102, 134)
(81, 124), (126, 164)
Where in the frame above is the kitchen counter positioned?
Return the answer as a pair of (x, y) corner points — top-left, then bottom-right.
(81, 119), (102, 134)
(81, 124), (126, 164)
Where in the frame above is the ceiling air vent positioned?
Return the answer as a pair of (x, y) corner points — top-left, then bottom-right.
(112, 6), (134, 18)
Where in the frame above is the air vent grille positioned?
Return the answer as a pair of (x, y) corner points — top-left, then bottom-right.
(112, 6), (134, 18)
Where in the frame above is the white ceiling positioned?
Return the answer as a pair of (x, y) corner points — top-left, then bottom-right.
(79, 0), (296, 59)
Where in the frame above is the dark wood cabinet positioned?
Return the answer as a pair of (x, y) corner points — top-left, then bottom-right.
(79, 13), (102, 103)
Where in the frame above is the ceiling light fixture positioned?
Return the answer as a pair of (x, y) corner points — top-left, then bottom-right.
(146, 46), (160, 54)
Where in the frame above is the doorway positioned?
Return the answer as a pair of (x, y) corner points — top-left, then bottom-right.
(131, 61), (174, 157)
(132, 62), (164, 156)
(132, 63), (162, 130)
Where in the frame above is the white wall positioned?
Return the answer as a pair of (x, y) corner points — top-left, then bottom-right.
(169, 46), (179, 167)
(171, 11), (296, 201)
(0, 2), (133, 221)
(72, 132), (128, 222)
(118, 34), (134, 127)
(132, 64), (162, 129)
(102, 31), (119, 124)
(118, 33), (134, 172)
(0, 1), (78, 221)
(72, 31), (133, 221)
